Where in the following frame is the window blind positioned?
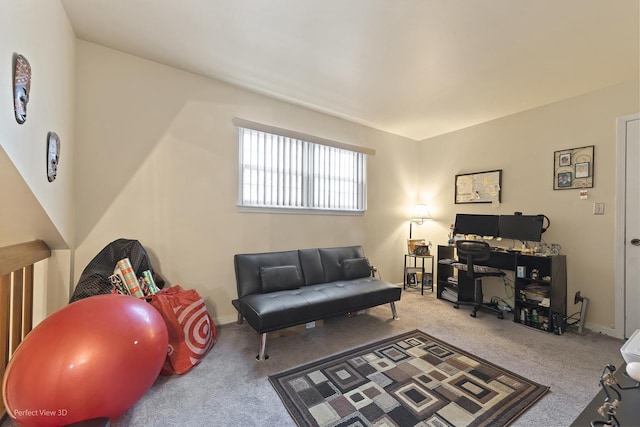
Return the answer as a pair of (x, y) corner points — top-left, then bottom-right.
(237, 122), (368, 213)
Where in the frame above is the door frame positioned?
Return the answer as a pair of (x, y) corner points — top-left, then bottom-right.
(615, 113), (640, 339)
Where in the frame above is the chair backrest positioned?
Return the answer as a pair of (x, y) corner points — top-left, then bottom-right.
(455, 240), (491, 279)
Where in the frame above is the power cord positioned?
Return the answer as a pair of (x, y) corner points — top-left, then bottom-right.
(566, 293), (588, 334)
(490, 296), (513, 313)
(501, 276), (515, 299)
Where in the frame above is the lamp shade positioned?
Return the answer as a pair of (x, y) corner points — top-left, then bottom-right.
(415, 204), (431, 219)
(411, 204), (431, 222)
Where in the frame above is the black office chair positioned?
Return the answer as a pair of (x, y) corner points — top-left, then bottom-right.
(454, 240), (506, 318)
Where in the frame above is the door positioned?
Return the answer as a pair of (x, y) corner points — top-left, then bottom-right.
(624, 115), (640, 336)
(622, 114), (640, 337)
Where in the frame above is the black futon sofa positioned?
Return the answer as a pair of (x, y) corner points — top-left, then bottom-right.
(233, 245), (401, 360)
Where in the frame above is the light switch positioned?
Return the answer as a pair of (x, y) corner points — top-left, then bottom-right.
(593, 203), (605, 215)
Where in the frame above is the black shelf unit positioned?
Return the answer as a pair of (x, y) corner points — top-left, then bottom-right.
(436, 245), (567, 333)
(436, 245), (475, 305)
(513, 254), (567, 333)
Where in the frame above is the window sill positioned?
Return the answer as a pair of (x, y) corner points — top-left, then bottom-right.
(237, 205), (365, 216)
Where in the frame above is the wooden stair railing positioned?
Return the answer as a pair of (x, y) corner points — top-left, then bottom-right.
(0, 240), (51, 420)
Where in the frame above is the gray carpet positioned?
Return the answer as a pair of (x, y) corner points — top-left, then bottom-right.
(2, 290), (626, 426)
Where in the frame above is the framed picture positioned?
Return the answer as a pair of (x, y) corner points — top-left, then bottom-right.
(455, 169), (502, 204)
(415, 245), (430, 256)
(557, 172), (572, 188)
(575, 162), (589, 178)
(553, 145), (594, 190)
(407, 239), (425, 255)
(559, 153), (571, 166)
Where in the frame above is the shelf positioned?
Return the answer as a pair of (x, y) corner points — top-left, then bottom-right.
(517, 277), (551, 284)
(404, 253), (434, 294)
(517, 300), (550, 310)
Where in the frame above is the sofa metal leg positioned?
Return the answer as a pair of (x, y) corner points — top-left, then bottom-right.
(256, 333), (269, 361)
(236, 312), (244, 325)
(390, 301), (399, 320)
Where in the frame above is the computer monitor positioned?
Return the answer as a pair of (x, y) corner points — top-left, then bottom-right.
(454, 214), (499, 237)
(498, 215), (544, 242)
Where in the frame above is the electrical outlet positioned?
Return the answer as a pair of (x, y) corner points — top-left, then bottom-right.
(593, 203), (605, 215)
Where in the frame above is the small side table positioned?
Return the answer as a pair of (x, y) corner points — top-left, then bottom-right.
(404, 254), (434, 295)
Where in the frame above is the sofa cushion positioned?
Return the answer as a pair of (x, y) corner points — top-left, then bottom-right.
(319, 246), (366, 282)
(298, 248), (325, 286)
(342, 257), (371, 280)
(239, 278), (402, 333)
(260, 265), (302, 293)
(234, 250), (302, 298)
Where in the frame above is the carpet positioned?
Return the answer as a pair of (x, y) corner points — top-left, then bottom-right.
(269, 330), (549, 427)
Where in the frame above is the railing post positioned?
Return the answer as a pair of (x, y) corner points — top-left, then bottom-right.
(0, 240), (50, 422)
(0, 274), (11, 421)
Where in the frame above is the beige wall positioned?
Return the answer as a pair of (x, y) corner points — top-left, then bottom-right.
(0, 0), (76, 318)
(418, 80), (640, 335)
(0, 0), (76, 247)
(73, 41), (419, 325)
(2, 1), (637, 335)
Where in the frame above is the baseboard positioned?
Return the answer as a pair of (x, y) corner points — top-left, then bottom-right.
(218, 314), (240, 327)
(584, 321), (622, 339)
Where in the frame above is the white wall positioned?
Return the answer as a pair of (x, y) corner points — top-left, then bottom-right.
(418, 80), (640, 335)
(3, 1), (636, 335)
(73, 41), (419, 325)
(0, 0), (76, 317)
(0, 0), (76, 247)
(72, 41), (639, 333)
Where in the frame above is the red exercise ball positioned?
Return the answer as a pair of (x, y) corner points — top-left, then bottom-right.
(3, 294), (168, 426)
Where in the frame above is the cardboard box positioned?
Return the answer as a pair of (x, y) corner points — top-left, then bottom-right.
(272, 319), (324, 338)
(347, 309), (369, 318)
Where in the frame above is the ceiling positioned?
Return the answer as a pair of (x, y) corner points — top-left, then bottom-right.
(60, 0), (639, 141)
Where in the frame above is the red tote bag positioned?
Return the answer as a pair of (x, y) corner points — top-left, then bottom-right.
(148, 285), (217, 375)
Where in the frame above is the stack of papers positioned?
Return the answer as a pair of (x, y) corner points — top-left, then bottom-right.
(520, 283), (550, 303)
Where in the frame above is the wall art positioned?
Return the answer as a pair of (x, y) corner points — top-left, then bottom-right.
(47, 132), (60, 182)
(553, 145), (594, 190)
(455, 169), (502, 204)
(13, 53), (31, 124)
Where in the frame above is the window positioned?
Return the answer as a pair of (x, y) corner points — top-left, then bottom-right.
(236, 121), (370, 213)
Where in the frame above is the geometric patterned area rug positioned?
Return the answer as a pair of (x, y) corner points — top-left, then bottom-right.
(269, 330), (549, 427)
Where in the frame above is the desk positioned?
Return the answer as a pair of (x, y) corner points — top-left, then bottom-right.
(404, 254), (434, 294)
(436, 245), (567, 333)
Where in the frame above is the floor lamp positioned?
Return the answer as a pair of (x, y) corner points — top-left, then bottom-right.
(409, 204), (431, 239)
